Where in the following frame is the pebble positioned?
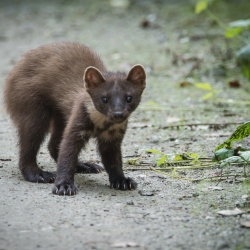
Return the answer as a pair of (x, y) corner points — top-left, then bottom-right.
(150, 135), (159, 143)
(127, 201), (134, 205)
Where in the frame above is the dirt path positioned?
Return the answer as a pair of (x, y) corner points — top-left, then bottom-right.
(1, 1), (250, 249)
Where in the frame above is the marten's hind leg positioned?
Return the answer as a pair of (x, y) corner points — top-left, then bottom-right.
(17, 106), (55, 183)
(48, 114), (65, 163)
(76, 162), (104, 173)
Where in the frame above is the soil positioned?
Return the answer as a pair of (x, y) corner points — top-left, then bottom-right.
(1, 0), (250, 249)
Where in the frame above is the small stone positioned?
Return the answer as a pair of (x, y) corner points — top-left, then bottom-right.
(150, 135), (159, 143)
(192, 193), (199, 197)
(205, 216), (215, 220)
(138, 174), (146, 179)
(138, 190), (155, 196)
(235, 200), (241, 207)
(127, 201), (134, 205)
(242, 195), (249, 200)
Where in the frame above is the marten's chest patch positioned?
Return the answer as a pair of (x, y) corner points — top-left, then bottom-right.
(85, 103), (128, 141)
(94, 122), (127, 141)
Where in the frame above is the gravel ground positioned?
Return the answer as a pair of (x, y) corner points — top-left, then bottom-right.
(1, 1), (250, 249)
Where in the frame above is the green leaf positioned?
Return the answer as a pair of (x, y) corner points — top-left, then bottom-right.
(202, 92), (215, 100)
(213, 148), (235, 161)
(126, 158), (140, 165)
(156, 155), (167, 167)
(239, 151), (250, 162)
(146, 149), (164, 155)
(215, 122), (250, 151)
(225, 27), (244, 38)
(242, 64), (250, 80)
(229, 19), (250, 28)
(146, 101), (162, 108)
(187, 152), (199, 159)
(194, 83), (213, 91)
(220, 156), (245, 168)
(173, 154), (184, 161)
(195, 0), (208, 14)
(171, 167), (178, 176)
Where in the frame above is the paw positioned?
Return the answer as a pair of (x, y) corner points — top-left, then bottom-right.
(110, 177), (137, 191)
(52, 182), (77, 196)
(23, 170), (56, 183)
(76, 162), (104, 174)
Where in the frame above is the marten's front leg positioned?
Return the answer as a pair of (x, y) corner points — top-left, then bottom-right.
(97, 137), (137, 190)
(52, 129), (89, 196)
(52, 104), (91, 196)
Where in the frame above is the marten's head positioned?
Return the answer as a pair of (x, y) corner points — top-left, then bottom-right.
(84, 65), (146, 124)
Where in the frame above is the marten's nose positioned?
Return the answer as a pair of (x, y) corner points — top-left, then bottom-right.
(113, 111), (124, 120)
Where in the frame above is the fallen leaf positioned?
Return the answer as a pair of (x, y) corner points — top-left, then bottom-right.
(213, 171), (222, 176)
(229, 80), (240, 88)
(217, 208), (244, 216)
(179, 81), (193, 87)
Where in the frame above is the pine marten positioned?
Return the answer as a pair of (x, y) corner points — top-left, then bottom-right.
(4, 42), (146, 196)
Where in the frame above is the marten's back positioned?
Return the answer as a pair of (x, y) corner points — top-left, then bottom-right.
(4, 42), (107, 122)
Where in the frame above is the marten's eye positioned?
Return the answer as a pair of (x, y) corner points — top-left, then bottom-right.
(102, 97), (108, 103)
(126, 96), (133, 103)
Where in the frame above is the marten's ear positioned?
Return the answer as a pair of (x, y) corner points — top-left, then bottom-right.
(126, 64), (146, 88)
(84, 67), (105, 88)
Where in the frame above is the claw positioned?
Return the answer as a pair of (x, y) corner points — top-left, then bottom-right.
(64, 191), (66, 196)
(69, 190), (71, 196)
(117, 184), (120, 189)
(124, 184), (126, 190)
(129, 183), (132, 189)
(55, 188), (58, 194)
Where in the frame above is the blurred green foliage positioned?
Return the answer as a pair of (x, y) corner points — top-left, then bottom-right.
(195, 0), (250, 80)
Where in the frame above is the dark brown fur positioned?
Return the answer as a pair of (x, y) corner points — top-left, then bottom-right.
(4, 42), (146, 195)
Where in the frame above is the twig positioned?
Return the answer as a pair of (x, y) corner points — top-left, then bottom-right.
(192, 174), (248, 183)
(160, 122), (242, 130)
(138, 106), (250, 112)
(125, 164), (216, 171)
(150, 167), (195, 181)
(123, 155), (141, 158)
